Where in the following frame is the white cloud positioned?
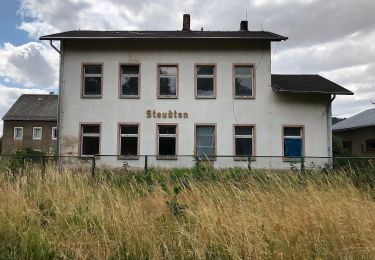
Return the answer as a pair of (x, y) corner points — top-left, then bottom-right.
(0, 84), (48, 136)
(0, 42), (58, 88)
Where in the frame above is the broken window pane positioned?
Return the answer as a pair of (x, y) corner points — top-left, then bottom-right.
(196, 126), (215, 157)
(121, 65), (139, 96)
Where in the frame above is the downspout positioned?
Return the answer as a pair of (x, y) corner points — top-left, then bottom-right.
(50, 40), (63, 160)
(327, 94), (336, 164)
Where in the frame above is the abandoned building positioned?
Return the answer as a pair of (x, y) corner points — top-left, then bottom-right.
(333, 108), (375, 157)
(2, 94), (57, 155)
(39, 14), (353, 168)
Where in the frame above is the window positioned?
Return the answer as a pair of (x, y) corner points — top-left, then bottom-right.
(283, 127), (303, 157)
(195, 65), (216, 98)
(234, 125), (254, 157)
(81, 124), (100, 156)
(33, 127), (42, 140)
(120, 64), (140, 97)
(82, 64), (102, 97)
(233, 64), (254, 98)
(195, 125), (216, 158)
(158, 65), (178, 98)
(342, 141), (352, 153)
(52, 127), (57, 140)
(157, 125), (177, 158)
(14, 127), (23, 140)
(365, 140), (375, 152)
(119, 124), (139, 157)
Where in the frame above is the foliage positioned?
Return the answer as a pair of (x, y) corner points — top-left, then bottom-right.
(0, 165), (374, 259)
(7, 148), (45, 174)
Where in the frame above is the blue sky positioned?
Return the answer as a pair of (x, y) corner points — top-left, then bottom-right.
(0, 0), (374, 136)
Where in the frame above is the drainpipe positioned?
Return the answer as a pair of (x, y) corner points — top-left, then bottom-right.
(327, 94), (336, 165)
(50, 40), (63, 161)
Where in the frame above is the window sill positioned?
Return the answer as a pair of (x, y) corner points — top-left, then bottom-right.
(119, 95), (140, 99)
(157, 96), (178, 99)
(233, 156), (256, 161)
(156, 156), (178, 160)
(234, 96), (255, 99)
(195, 96), (216, 99)
(117, 155), (139, 160)
(81, 95), (102, 99)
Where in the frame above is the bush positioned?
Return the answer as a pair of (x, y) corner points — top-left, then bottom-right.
(7, 148), (45, 174)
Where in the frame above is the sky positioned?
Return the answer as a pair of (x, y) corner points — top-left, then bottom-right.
(0, 0), (374, 136)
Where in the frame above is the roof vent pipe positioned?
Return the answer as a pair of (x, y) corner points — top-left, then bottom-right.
(182, 14), (190, 31)
(240, 20), (248, 31)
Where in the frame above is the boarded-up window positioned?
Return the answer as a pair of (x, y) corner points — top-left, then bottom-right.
(283, 127), (303, 157)
(196, 125), (216, 158)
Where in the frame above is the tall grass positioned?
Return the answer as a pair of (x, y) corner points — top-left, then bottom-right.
(0, 163), (374, 259)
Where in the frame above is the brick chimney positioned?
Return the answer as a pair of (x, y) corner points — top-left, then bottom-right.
(182, 14), (190, 31)
(240, 20), (248, 31)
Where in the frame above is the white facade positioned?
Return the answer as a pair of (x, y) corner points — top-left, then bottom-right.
(58, 39), (331, 169)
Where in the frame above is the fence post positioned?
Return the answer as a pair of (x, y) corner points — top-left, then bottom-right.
(144, 155), (148, 172)
(195, 155), (200, 174)
(41, 155), (46, 179)
(247, 155), (252, 170)
(91, 155), (96, 177)
(300, 156), (305, 173)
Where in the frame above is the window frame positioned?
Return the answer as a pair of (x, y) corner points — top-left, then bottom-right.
(282, 125), (305, 159)
(157, 64), (179, 99)
(365, 139), (375, 152)
(32, 127), (42, 140)
(117, 123), (140, 160)
(233, 124), (256, 160)
(156, 123), (178, 160)
(232, 63), (256, 99)
(119, 63), (141, 99)
(81, 63), (103, 98)
(194, 63), (217, 99)
(14, 127), (23, 140)
(79, 123), (101, 157)
(194, 123), (217, 160)
(52, 127), (57, 141)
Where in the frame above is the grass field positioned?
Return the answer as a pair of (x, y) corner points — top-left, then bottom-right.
(0, 163), (374, 259)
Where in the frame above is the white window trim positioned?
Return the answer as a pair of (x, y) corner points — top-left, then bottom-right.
(14, 127), (23, 140)
(33, 127), (42, 140)
(52, 127), (57, 140)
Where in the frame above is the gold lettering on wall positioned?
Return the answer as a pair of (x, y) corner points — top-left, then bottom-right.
(146, 110), (189, 119)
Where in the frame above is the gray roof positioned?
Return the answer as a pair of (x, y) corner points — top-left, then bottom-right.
(332, 108), (375, 132)
(39, 30), (288, 41)
(271, 74), (353, 95)
(2, 94), (57, 121)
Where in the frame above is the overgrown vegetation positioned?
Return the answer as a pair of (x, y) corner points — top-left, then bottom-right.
(0, 162), (374, 259)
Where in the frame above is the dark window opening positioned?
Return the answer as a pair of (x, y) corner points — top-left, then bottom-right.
(120, 125), (138, 157)
(158, 125), (177, 157)
(81, 124), (100, 156)
(196, 65), (215, 97)
(121, 65), (139, 96)
(234, 126), (253, 156)
(83, 65), (102, 96)
(342, 141), (352, 153)
(365, 140), (375, 152)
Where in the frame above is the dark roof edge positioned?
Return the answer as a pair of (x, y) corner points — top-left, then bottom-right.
(272, 86), (354, 95)
(332, 125), (372, 132)
(40, 36), (288, 41)
(3, 118), (57, 121)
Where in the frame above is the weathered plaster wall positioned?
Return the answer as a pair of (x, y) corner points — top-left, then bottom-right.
(59, 39), (331, 168)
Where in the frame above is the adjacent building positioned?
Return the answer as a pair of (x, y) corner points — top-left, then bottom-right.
(1, 94), (57, 155)
(39, 15), (353, 168)
(333, 108), (375, 157)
